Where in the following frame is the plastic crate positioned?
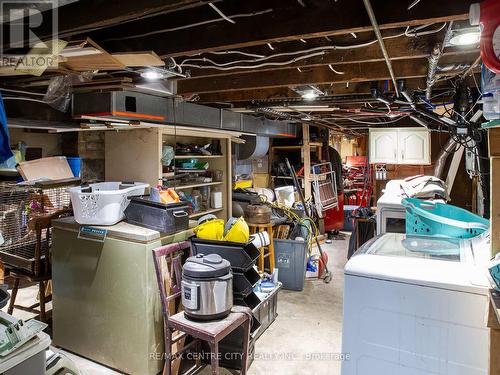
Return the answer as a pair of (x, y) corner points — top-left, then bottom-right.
(402, 198), (490, 238)
(68, 182), (148, 225)
(273, 239), (308, 291)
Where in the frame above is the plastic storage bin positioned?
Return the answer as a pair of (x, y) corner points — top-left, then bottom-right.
(68, 182), (148, 225)
(402, 198), (490, 238)
(124, 197), (189, 234)
(273, 239), (308, 291)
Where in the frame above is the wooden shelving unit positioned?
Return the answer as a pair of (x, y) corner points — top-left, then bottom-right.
(269, 124), (320, 200)
(105, 126), (238, 221)
(173, 181), (223, 190)
(173, 155), (224, 159)
(189, 208), (224, 219)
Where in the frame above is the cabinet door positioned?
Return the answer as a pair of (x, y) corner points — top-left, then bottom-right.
(369, 130), (398, 163)
(398, 129), (430, 164)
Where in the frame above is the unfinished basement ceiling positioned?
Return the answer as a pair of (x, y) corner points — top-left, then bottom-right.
(0, 0), (481, 134)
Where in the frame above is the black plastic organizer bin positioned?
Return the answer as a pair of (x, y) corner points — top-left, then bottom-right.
(233, 268), (260, 297)
(190, 238), (260, 272)
(124, 197), (189, 234)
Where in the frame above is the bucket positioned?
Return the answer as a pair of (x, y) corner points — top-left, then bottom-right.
(66, 157), (81, 177)
(275, 186), (295, 207)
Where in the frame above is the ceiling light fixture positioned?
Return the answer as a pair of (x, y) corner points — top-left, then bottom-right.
(448, 27), (481, 46)
(140, 70), (164, 80)
(302, 90), (319, 100)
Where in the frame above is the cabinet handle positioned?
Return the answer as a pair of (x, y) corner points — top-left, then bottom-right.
(394, 149), (396, 160)
(401, 150), (405, 160)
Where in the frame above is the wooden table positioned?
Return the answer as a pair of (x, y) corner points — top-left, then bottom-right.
(489, 289), (500, 375)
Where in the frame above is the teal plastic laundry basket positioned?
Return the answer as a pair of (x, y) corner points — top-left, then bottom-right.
(401, 198), (489, 239)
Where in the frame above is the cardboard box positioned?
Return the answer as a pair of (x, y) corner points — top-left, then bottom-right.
(252, 156), (269, 174)
(253, 173), (269, 188)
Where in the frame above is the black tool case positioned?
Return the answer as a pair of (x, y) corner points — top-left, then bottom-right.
(124, 197), (189, 234)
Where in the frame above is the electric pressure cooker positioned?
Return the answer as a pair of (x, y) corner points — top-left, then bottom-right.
(181, 254), (233, 321)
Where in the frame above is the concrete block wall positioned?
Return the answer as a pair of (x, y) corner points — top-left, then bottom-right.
(78, 131), (105, 182)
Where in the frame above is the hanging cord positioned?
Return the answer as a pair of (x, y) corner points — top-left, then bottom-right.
(257, 194), (321, 257)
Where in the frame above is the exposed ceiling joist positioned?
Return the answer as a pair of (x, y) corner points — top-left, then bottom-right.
(177, 52), (479, 94)
(182, 38), (477, 79)
(93, 0), (472, 57)
(6, 0), (210, 41)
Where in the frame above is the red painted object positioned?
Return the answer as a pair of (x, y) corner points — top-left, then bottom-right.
(324, 193), (344, 231)
(471, 0), (500, 73)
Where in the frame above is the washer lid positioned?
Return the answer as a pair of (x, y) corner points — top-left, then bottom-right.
(183, 253), (231, 278)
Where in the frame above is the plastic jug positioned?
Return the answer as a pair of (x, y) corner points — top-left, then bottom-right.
(482, 64), (500, 120)
(470, 0), (500, 73)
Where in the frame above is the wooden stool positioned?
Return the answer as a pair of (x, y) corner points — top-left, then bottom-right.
(248, 222), (275, 273)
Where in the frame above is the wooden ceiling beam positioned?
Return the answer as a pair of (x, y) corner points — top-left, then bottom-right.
(5, 0), (209, 41)
(177, 52), (479, 95)
(94, 0), (472, 57)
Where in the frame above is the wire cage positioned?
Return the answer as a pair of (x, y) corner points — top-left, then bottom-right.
(0, 179), (78, 276)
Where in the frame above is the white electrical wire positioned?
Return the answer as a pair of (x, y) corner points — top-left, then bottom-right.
(405, 23), (447, 37)
(207, 50), (266, 58)
(328, 64), (345, 74)
(180, 27), (415, 71)
(181, 51), (326, 70)
(208, 3), (235, 24)
(3, 97), (47, 104)
(102, 8), (273, 42)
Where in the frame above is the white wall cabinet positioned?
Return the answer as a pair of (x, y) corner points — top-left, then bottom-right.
(369, 128), (431, 165)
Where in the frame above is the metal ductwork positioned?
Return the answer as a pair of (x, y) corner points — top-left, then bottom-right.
(433, 137), (458, 178)
(238, 135), (270, 160)
(426, 44), (442, 101)
(72, 91), (297, 137)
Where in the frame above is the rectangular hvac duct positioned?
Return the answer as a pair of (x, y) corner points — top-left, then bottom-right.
(72, 91), (171, 123)
(72, 91), (296, 137)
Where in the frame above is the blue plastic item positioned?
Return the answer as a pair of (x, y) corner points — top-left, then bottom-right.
(402, 198), (489, 239)
(66, 157), (81, 177)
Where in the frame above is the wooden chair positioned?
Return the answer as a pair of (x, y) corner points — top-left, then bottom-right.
(152, 242), (252, 375)
(7, 211), (61, 322)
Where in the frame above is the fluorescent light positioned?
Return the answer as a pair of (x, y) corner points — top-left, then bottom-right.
(449, 30), (480, 46)
(141, 70), (163, 80)
(302, 90), (319, 100)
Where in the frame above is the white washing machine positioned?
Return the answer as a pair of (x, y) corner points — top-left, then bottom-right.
(341, 232), (491, 375)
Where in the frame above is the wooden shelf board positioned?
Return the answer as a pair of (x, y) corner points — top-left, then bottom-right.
(174, 155), (224, 159)
(173, 181), (222, 190)
(189, 208), (224, 219)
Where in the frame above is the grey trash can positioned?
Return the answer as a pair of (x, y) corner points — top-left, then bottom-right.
(273, 239), (308, 291)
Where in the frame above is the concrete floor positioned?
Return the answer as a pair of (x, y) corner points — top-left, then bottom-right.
(2, 236), (349, 375)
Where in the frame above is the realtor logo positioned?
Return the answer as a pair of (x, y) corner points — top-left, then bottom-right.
(0, 0), (62, 74)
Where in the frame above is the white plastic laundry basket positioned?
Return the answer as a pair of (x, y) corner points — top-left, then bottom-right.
(68, 182), (149, 225)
